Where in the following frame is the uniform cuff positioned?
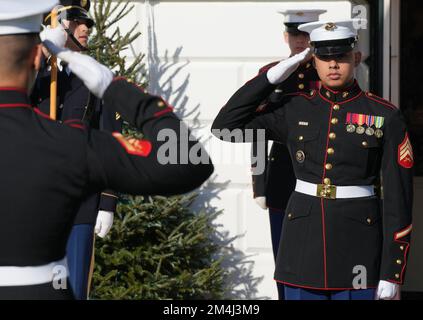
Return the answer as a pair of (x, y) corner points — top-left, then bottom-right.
(99, 192), (119, 212)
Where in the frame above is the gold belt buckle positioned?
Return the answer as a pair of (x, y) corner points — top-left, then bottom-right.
(317, 184), (337, 199)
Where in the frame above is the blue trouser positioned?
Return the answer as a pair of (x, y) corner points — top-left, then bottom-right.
(284, 285), (376, 300)
(66, 223), (95, 300)
(269, 208), (285, 300)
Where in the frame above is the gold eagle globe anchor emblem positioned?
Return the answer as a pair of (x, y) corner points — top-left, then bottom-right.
(325, 23), (337, 31)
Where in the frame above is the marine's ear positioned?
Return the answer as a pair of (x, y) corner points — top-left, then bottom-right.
(30, 43), (43, 72)
(354, 51), (362, 67)
(283, 31), (289, 44)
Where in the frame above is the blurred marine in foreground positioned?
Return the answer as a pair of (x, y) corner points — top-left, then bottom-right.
(0, 0), (213, 300)
(32, 0), (123, 300)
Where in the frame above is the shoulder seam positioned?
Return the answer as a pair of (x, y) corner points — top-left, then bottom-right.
(64, 119), (86, 130)
(32, 109), (86, 130)
(365, 92), (397, 110)
(33, 107), (54, 121)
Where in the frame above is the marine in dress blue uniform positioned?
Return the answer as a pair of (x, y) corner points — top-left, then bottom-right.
(31, 0), (122, 300)
(213, 19), (413, 300)
(250, 9), (324, 299)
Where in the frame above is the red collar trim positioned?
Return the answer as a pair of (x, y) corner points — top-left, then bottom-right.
(321, 84), (340, 94)
(321, 80), (357, 94)
(318, 90), (363, 105)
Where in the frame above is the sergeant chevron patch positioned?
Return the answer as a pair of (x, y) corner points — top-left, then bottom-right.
(398, 133), (414, 168)
(112, 133), (152, 157)
(395, 224), (413, 240)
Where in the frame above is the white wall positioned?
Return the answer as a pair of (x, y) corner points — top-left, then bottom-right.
(109, 0), (354, 299)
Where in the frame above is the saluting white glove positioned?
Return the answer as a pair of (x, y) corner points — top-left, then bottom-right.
(95, 210), (114, 238)
(267, 48), (312, 85)
(40, 24), (67, 50)
(375, 280), (400, 300)
(255, 196), (268, 210)
(41, 40), (113, 98)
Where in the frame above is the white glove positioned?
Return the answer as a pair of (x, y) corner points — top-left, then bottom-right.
(95, 210), (114, 238)
(375, 280), (400, 300)
(267, 48), (312, 85)
(41, 40), (114, 98)
(40, 24), (67, 49)
(255, 196), (268, 210)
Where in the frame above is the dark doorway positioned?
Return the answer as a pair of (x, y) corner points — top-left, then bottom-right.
(402, 0), (423, 175)
(366, 0), (384, 95)
(401, 0), (423, 299)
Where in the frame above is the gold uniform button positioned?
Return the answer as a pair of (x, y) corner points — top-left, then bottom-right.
(298, 136), (304, 141)
(288, 213), (293, 220)
(327, 148), (334, 155)
(325, 163), (333, 170)
(333, 104), (340, 111)
(400, 246), (404, 251)
(271, 157), (275, 161)
(157, 101), (165, 108)
(362, 141), (368, 147)
(324, 178), (331, 185)
(396, 259), (402, 265)
(329, 132), (336, 140)
(298, 84), (305, 90)
(298, 73), (305, 79)
(331, 118), (339, 125)
(395, 274), (400, 279)
(366, 218), (372, 224)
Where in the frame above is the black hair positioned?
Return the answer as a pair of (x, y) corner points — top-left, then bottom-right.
(0, 33), (40, 73)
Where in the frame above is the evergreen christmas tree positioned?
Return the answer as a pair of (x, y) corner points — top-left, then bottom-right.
(88, 0), (227, 299)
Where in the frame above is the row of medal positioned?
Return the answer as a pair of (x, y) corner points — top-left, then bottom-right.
(345, 113), (384, 138)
